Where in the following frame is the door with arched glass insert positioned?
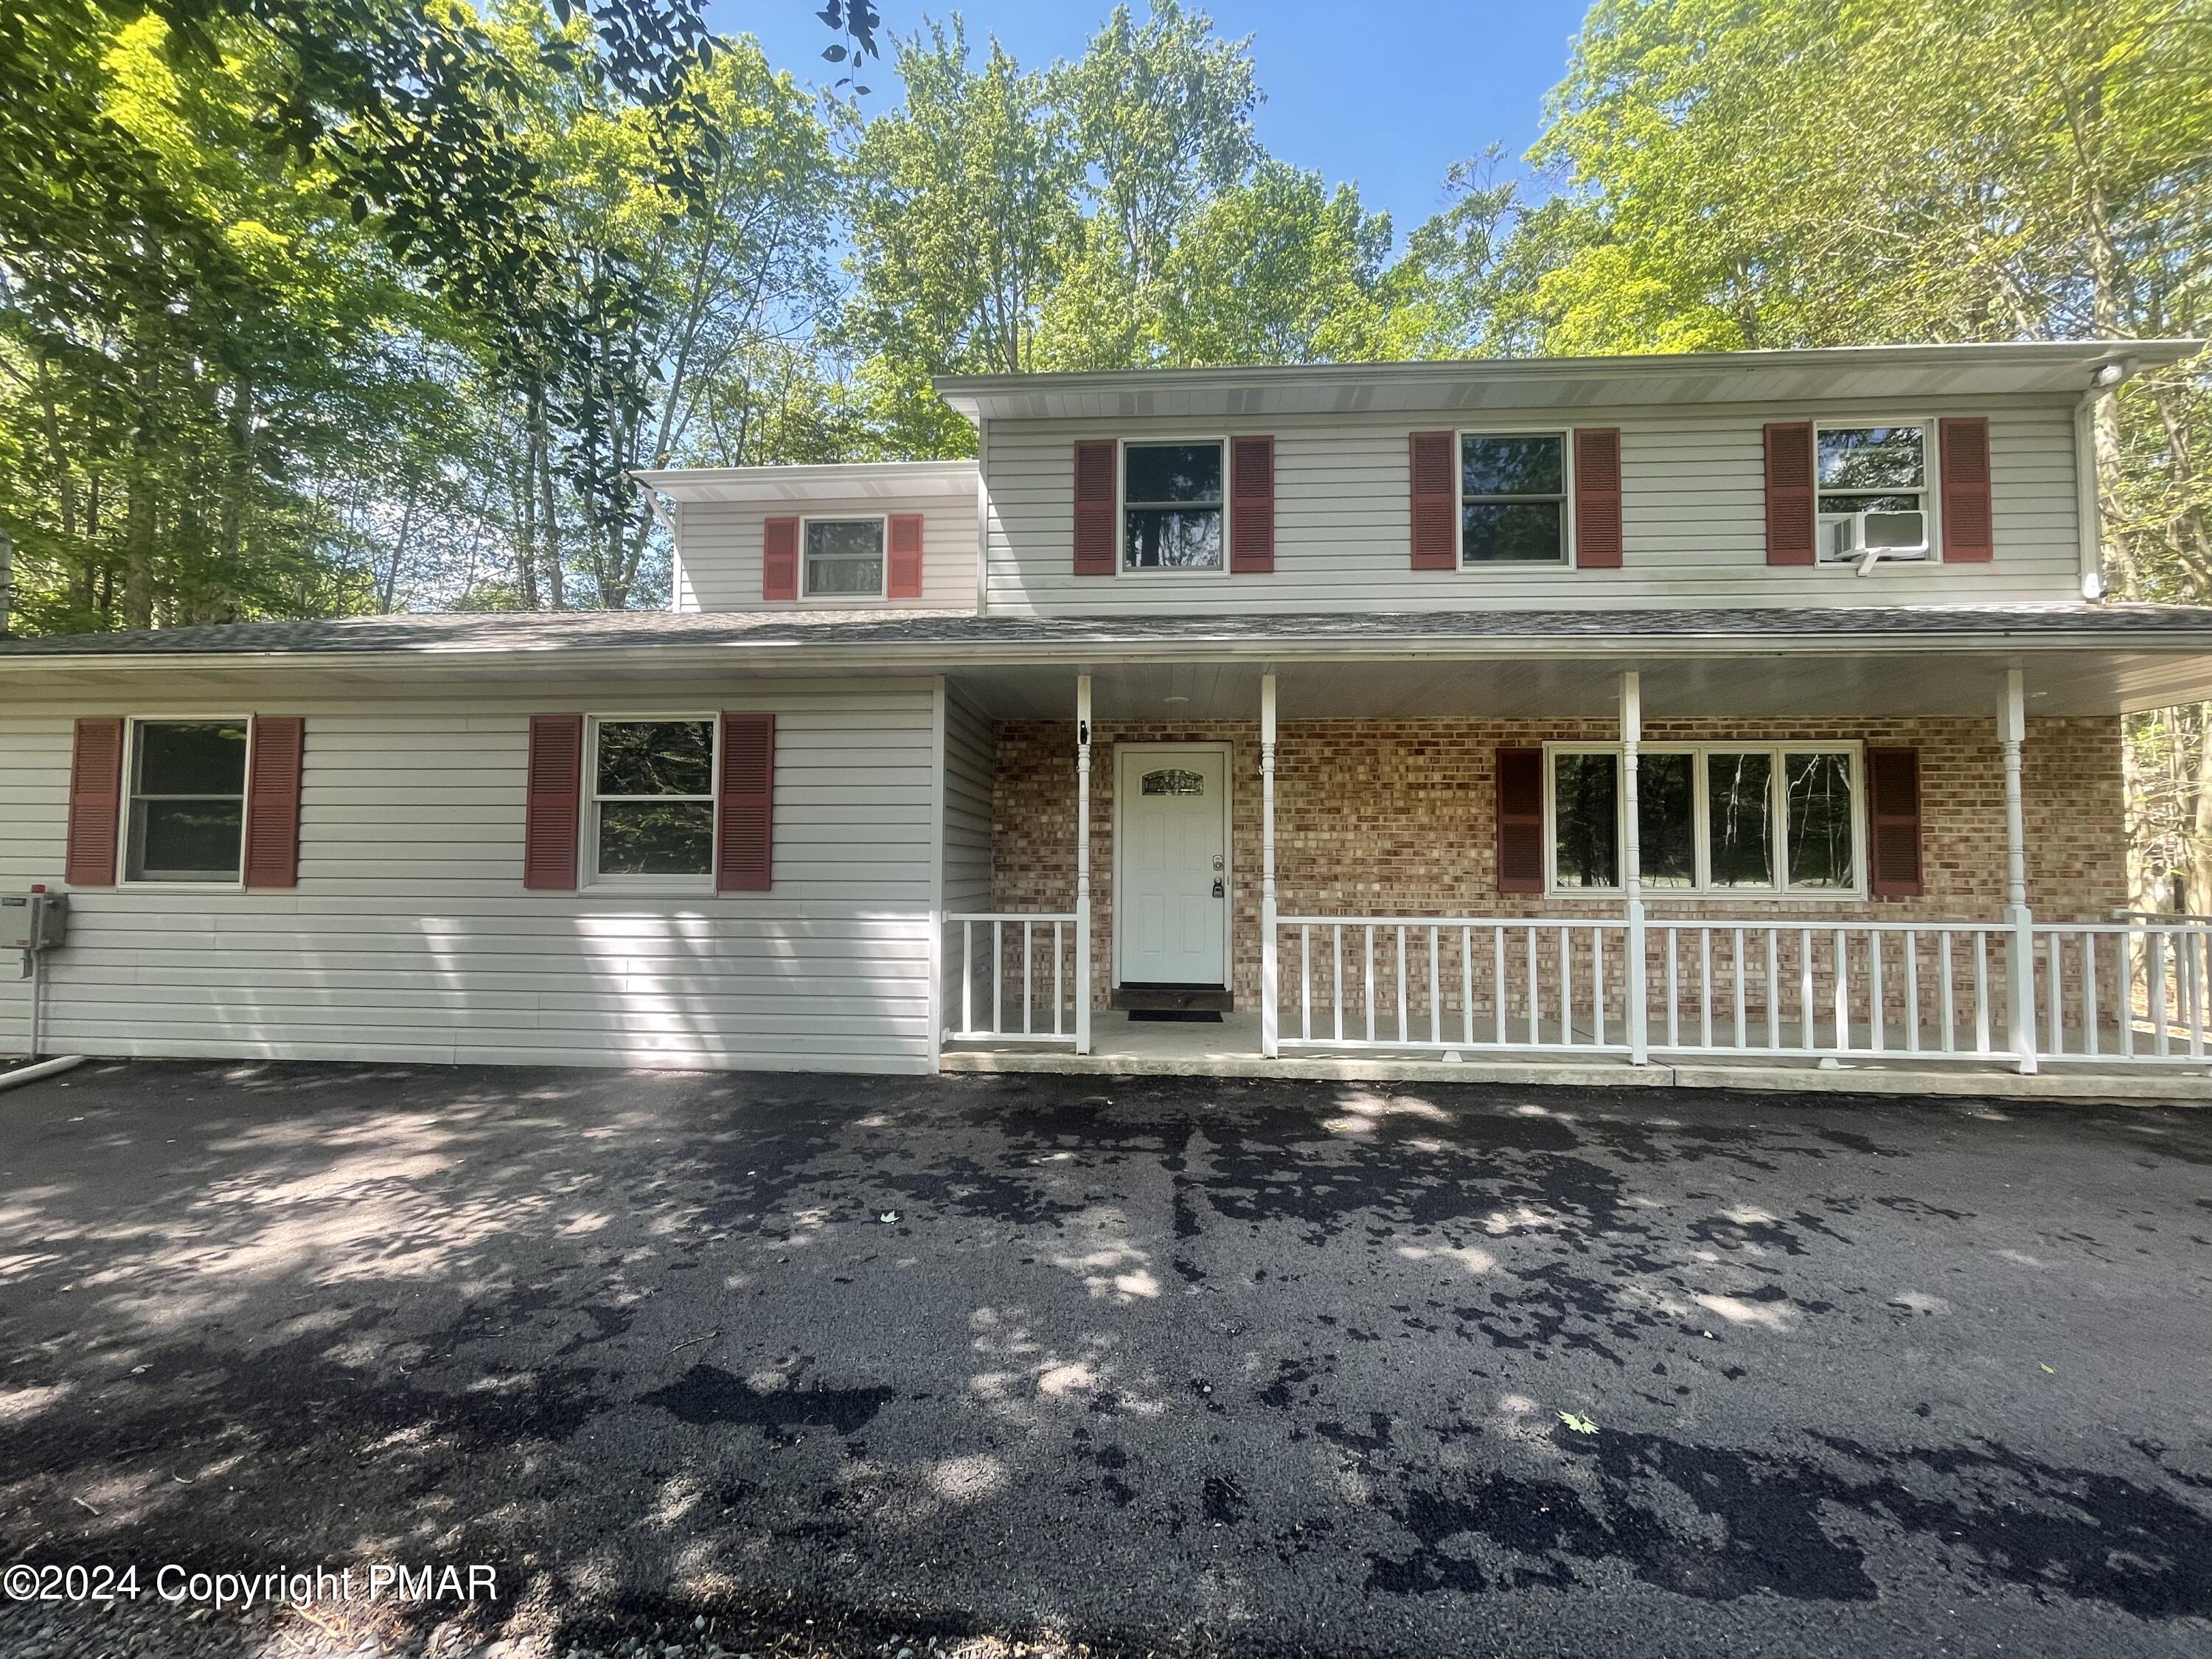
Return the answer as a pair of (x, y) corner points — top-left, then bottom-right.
(1115, 743), (1231, 987)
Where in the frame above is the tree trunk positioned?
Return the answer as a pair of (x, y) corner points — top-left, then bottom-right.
(511, 405), (540, 611)
(534, 390), (565, 610)
(2189, 712), (2212, 914)
(35, 357), (75, 543)
(220, 374), (254, 575)
(379, 475), (420, 615)
(122, 345), (158, 630)
(2078, 69), (2132, 599)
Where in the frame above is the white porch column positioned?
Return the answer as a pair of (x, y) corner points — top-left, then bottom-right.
(1075, 675), (1093, 1056)
(1260, 672), (1279, 1059)
(1620, 671), (1649, 1062)
(2000, 667), (2037, 1073)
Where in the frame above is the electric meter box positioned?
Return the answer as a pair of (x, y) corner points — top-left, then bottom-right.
(3, 891), (69, 952)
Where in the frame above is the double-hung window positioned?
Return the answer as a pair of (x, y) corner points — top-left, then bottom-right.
(803, 518), (886, 598)
(1461, 433), (1568, 563)
(1816, 425), (1930, 563)
(1548, 743), (1861, 894)
(1124, 441), (1224, 570)
(589, 717), (717, 880)
(125, 720), (249, 883)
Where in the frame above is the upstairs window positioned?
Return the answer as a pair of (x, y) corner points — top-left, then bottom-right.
(1461, 433), (1567, 563)
(125, 720), (248, 883)
(1546, 743), (1862, 894)
(1816, 425), (1930, 563)
(803, 518), (886, 597)
(591, 718), (716, 880)
(1124, 442), (1223, 570)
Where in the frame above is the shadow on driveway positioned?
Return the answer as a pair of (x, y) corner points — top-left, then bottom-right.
(1, 1060), (2209, 1657)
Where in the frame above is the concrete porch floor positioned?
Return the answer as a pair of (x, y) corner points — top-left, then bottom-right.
(939, 1008), (2212, 1104)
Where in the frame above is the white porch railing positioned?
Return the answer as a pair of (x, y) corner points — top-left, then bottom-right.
(2031, 920), (2212, 1065)
(1272, 916), (2116, 1066)
(945, 912), (1080, 1044)
(1278, 918), (1635, 1055)
(1641, 922), (2010, 1060)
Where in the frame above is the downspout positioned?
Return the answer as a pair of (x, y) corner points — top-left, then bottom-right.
(975, 418), (991, 617)
(2077, 356), (2137, 601)
(0, 525), (13, 636)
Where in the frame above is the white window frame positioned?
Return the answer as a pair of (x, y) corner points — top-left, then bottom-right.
(583, 713), (720, 891)
(799, 513), (890, 603)
(1543, 740), (1866, 899)
(1457, 427), (1574, 569)
(1810, 420), (1939, 568)
(119, 714), (253, 889)
(1117, 436), (1231, 580)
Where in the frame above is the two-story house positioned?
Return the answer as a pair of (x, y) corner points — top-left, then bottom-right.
(7, 341), (2212, 1091)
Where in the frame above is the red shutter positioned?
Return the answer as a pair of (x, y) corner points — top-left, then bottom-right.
(1229, 435), (1276, 574)
(887, 512), (925, 598)
(1764, 422), (1816, 566)
(1573, 427), (1624, 568)
(65, 717), (124, 887)
(243, 716), (304, 890)
(763, 516), (799, 601)
(1073, 440), (1117, 575)
(717, 713), (774, 892)
(1495, 746), (1545, 894)
(1867, 747), (1924, 898)
(523, 714), (583, 891)
(1940, 417), (1994, 562)
(1410, 431), (1457, 569)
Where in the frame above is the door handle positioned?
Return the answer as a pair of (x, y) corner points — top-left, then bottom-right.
(1211, 878), (1225, 898)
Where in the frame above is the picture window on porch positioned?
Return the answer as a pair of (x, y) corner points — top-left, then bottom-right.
(1461, 433), (1567, 563)
(801, 518), (886, 597)
(125, 719), (248, 883)
(1546, 743), (1862, 895)
(1815, 425), (1930, 563)
(1124, 442), (1224, 570)
(590, 717), (716, 880)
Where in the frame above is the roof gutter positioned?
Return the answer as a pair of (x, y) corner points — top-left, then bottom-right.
(10, 627), (2212, 679)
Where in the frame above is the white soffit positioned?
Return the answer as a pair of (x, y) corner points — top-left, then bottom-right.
(934, 340), (2205, 422)
(632, 458), (977, 504)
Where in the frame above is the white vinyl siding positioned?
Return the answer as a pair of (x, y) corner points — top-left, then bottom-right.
(939, 686), (997, 1038)
(675, 493), (976, 613)
(980, 398), (2082, 615)
(0, 679), (941, 1074)
(941, 688), (995, 914)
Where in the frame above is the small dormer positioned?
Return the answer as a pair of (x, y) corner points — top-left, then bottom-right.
(634, 459), (978, 613)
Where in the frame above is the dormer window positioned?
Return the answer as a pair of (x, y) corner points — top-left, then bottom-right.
(1124, 442), (1224, 570)
(1816, 425), (1930, 563)
(803, 517), (887, 597)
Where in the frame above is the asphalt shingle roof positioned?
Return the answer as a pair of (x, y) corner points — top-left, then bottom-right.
(7, 603), (2212, 659)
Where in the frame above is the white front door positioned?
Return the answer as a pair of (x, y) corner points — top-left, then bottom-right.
(1116, 743), (1229, 987)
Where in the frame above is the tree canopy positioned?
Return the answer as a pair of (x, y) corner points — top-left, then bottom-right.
(1, 0), (2202, 644)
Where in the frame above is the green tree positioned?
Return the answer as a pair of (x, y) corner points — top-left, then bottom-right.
(1038, 0), (1260, 368)
(844, 18), (1079, 453)
(1152, 162), (1393, 365)
(0, 9), (447, 632)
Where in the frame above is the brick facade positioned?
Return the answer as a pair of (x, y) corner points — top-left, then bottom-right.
(989, 717), (2127, 1011)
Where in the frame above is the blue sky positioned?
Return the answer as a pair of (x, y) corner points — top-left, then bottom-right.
(707, 1), (1592, 239)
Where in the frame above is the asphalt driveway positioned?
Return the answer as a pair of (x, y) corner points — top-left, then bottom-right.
(1, 1061), (2208, 1658)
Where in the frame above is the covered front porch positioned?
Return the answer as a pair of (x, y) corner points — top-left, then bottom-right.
(933, 632), (2212, 1098)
